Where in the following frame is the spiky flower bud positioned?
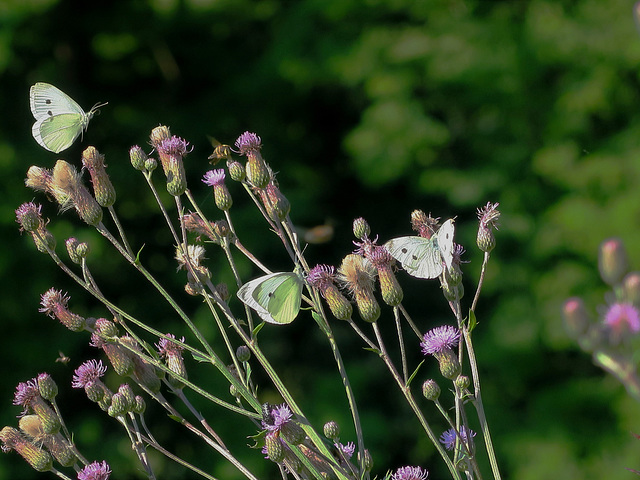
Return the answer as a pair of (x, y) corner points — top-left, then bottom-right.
(215, 283), (230, 302)
(338, 255), (379, 322)
(121, 336), (162, 392)
(36, 373), (57, 401)
(323, 421), (340, 441)
(623, 272), (640, 307)
(476, 202), (500, 253)
(156, 135), (191, 196)
(0, 427), (53, 472)
(442, 276), (463, 302)
(157, 334), (187, 390)
(236, 345), (251, 362)
(91, 323), (135, 377)
(368, 246), (403, 306)
(53, 160), (104, 226)
(598, 238), (629, 286)
(261, 182), (290, 221)
(39, 288), (86, 332)
(360, 449), (373, 472)
(108, 392), (128, 417)
(72, 360), (111, 405)
(133, 395), (146, 414)
(235, 131), (269, 189)
(422, 379), (441, 401)
(82, 147), (116, 207)
(307, 265), (353, 320)
(411, 210), (440, 238)
(562, 298), (590, 339)
(227, 159), (246, 182)
(65, 237), (90, 264)
(352, 217), (370, 240)
(118, 384), (136, 410)
(144, 157), (158, 172)
(31, 225), (56, 253)
(129, 145), (147, 170)
(265, 434), (285, 463)
(15, 202), (44, 233)
(455, 375), (470, 390)
(421, 326), (462, 380)
(202, 169), (233, 211)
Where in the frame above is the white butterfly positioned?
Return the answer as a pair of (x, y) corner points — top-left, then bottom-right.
(385, 219), (456, 279)
(237, 270), (304, 325)
(30, 82), (106, 153)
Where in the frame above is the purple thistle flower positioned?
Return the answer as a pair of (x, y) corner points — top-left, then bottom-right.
(391, 465), (429, 480)
(157, 135), (191, 156)
(307, 264), (336, 290)
(13, 378), (40, 411)
(604, 303), (640, 334)
(72, 360), (107, 389)
(156, 334), (185, 358)
(15, 202), (43, 232)
(421, 325), (461, 355)
(477, 202), (500, 230)
(235, 131), (262, 155)
(439, 426), (476, 451)
(77, 460), (111, 480)
(335, 441), (355, 459)
(39, 288), (69, 318)
(202, 169), (225, 187)
(262, 403), (293, 432)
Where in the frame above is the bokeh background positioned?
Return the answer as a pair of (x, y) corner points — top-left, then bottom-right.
(2, 0), (640, 478)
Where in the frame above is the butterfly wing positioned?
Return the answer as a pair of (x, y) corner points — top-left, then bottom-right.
(30, 83), (86, 119)
(238, 272), (303, 325)
(385, 236), (443, 279)
(32, 113), (85, 153)
(434, 219), (456, 270)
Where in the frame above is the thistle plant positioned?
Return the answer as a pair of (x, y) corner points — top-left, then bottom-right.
(6, 124), (505, 480)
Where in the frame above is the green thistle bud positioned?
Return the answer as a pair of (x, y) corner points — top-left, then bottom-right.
(227, 159), (246, 181)
(323, 421), (340, 441)
(144, 157), (157, 172)
(562, 297), (590, 339)
(30, 396), (60, 435)
(246, 153), (270, 189)
(156, 135), (191, 197)
(455, 375), (470, 390)
(437, 349), (461, 380)
(599, 238), (629, 286)
(102, 344), (135, 376)
(352, 217), (370, 240)
(31, 225), (56, 254)
(215, 283), (230, 302)
(203, 169), (233, 211)
(43, 433), (76, 467)
(98, 391), (113, 412)
(118, 384), (136, 410)
(422, 379), (441, 401)
(360, 449), (373, 472)
(236, 345), (251, 362)
(476, 202), (500, 253)
(265, 435), (285, 463)
(0, 427), (53, 472)
(133, 395), (146, 414)
(108, 392), (128, 417)
(263, 183), (290, 221)
(369, 246), (403, 306)
(15, 202), (44, 233)
(94, 318), (119, 337)
(84, 381), (106, 403)
(37, 374), (57, 401)
(82, 147), (116, 207)
(324, 285), (353, 320)
(65, 237), (83, 264)
(442, 278), (463, 302)
(129, 145), (148, 170)
(355, 289), (380, 323)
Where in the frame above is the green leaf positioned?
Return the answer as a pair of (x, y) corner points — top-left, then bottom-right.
(407, 360), (425, 387)
(468, 309), (477, 332)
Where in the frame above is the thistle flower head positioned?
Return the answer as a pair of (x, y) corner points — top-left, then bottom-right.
(262, 403), (293, 433)
(202, 169), (226, 187)
(39, 288), (86, 331)
(411, 210), (439, 239)
(72, 360), (107, 389)
(15, 202), (44, 232)
(477, 202), (500, 252)
(307, 264), (337, 291)
(235, 131), (262, 155)
(599, 238), (629, 286)
(439, 426), (476, 451)
(338, 255), (376, 296)
(156, 334), (185, 358)
(175, 244), (207, 270)
(335, 441), (355, 459)
(421, 326), (461, 355)
(391, 466), (429, 480)
(13, 378), (40, 412)
(77, 460), (111, 480)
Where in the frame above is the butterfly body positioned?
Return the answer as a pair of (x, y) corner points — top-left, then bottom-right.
(385, 219), (455, 279)
(30, 82), (104, 153)
(237, 270), (304, 325)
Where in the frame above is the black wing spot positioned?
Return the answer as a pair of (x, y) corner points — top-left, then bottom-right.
(45, 99), (52, 105)
(400, 248), (408, 254)
(411, 254), (418, 261)
(47, 110), (53, 116)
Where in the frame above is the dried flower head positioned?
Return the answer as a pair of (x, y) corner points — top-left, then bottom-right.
(338, 254), (379, 322)
(477, 202), (500, 253)
(411, 210), (439, 238)
(39, 288), (86, 331)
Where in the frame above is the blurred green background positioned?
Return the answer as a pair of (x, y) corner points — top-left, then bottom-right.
(2, 0), (640, 478)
